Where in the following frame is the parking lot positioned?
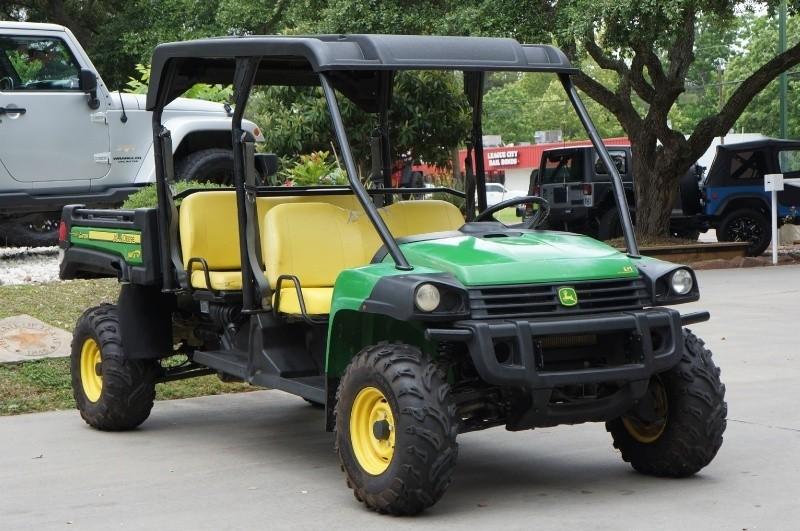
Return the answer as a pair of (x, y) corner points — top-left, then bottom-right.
(1, 265), (798, 530)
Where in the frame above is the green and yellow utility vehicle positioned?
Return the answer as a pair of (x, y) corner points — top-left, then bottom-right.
(59, 35), (727, 515)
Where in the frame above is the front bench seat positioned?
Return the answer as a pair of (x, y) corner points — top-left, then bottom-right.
(264, 202), (368, 316)
(379, 199), (464, 238)
(263, 200), (466, 316)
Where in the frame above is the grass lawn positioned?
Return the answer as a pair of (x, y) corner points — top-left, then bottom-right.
(0, 279), (252, 416)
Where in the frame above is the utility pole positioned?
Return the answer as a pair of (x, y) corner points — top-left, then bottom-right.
(779, 0), (788, 139)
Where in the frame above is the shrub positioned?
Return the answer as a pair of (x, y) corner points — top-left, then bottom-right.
(279, 151), (347, 186)
(122, 181), (223, 209)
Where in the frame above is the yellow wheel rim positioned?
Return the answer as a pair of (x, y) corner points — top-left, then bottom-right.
(622, 378), (668, 444)
(350, 386), (396, 475)
(80, 338), (103, 403)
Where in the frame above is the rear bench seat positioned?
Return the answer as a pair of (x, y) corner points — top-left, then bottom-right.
(179, 190), (464, 316)
(178, 191), (362, 291)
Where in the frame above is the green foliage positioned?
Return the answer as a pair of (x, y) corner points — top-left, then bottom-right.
(483, 69), (627, 142)
(279, 151), (348, 186)
(122, 181), (223, 209)
(125, 63), (233, 102)
(247, 71), (470, 170)
(7, 51), (41, 81)
(726, 15), (800, 138)
(124, 63), (151, 94)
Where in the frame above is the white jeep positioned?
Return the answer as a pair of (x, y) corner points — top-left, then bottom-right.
(0, 22), (263, 246)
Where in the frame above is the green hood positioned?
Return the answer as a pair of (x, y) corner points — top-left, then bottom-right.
(398, 232), (639, 286)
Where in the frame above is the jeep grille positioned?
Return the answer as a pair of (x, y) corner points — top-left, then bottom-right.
(468, 278), (649, 319)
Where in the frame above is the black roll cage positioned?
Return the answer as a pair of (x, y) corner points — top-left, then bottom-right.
(148, 35), (639, 310)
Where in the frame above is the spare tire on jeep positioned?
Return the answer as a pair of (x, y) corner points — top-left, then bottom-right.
(678, 165), (703, 216)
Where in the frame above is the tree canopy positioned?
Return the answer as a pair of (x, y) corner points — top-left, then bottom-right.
(3, 0), (799, 235)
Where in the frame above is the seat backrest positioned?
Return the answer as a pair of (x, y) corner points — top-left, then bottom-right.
(179, 191), (364, 271)
(353, 199), (466, 261)
(379, 200), (464, 238)
(179, 191), (241, 271)
(263, 202), (367, 289)
(181, 193), (465, 281)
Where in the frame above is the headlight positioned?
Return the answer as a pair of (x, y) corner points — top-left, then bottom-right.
(670, 269), (693, 295)
(414, 283), (441, 312)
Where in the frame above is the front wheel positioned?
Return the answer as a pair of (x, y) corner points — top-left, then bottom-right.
(176, 148), (234, 185)
(335, 343), (458, 515)
(71, 304), (158, 430)
(607, 329), (727, 477)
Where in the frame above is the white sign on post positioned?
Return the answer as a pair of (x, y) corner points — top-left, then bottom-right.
(765, 173), (800, 265)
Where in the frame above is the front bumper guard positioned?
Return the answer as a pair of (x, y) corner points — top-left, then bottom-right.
(427, 308), (709, 429)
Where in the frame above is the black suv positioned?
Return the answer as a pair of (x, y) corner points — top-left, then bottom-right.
(533, 146), (703, 240)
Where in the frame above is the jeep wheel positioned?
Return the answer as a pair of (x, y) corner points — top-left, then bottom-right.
(718, 207), (770, 256)
(176, 148), (234, 185)
(335, 343), (458, 515)
(607, 329), (727, 477)
(0, 213), (59, 247)
(71, 304), (158, 431)
(597, 208), (623, 240)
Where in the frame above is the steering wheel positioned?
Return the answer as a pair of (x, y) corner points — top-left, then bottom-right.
(0, 77), (13, 91)
(475, 196), (550, 229)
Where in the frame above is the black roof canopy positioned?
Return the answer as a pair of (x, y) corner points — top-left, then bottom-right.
(714, 138), (800, 152)
(146, 34), (576, 111)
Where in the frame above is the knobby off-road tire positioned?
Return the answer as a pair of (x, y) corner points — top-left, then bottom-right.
(71, 304), (158, 431)
(607, 329), (727, 477)
(335, 343), (458, 515)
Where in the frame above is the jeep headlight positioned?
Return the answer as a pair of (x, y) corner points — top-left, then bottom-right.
(414, 283), (441, 312)
(670, 268), (693, 295)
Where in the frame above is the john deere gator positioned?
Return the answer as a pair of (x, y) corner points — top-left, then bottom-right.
(59, 35), (727, 515)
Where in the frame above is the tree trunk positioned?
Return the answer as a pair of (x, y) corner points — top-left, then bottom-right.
(630, 141), (679, 239)
(451, 147), (461, 186)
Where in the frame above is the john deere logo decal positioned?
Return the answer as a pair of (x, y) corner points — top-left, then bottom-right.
(558, 286), (578, 307)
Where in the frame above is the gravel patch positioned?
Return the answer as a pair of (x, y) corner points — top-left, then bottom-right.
(0, 247), (60, 286)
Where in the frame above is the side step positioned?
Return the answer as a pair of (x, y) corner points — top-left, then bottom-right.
(193, 350), (249, 380)
(192, 350), (326, 404)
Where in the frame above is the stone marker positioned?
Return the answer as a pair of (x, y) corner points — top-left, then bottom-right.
(0, 315), (72, 363)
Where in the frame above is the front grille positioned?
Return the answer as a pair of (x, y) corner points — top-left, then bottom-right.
(468, 278), (649, 319)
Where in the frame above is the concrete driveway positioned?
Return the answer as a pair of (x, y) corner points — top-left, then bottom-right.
(2, 266), (799, 530)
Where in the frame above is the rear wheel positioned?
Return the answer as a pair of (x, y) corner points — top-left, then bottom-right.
(71, 304), (158, 430)
(0, 213), (59, 247)
(718, 207), (770, 256)
(607, 330), (727, 477)
(335, 343), (458, 515)
(176, 148), (234, 185)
